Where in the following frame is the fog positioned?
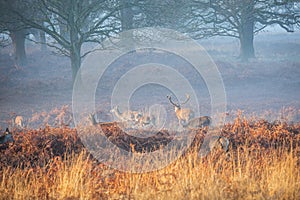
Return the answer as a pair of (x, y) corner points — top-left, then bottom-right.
(0, 30), (299, 129)
(1, 0), (300, 129)
(200, 32), (300, 121)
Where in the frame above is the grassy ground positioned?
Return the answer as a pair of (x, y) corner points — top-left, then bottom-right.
(0, 114), (299, 200)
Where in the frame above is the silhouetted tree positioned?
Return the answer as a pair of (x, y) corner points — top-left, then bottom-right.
(3, 0), (121, 82)
(0, 0), (33, 66)
(184, 0), (300, 60)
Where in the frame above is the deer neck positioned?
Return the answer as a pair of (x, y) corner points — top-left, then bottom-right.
(113, 107), (124, 120)
(175, 106), (181, 115)
(89, 114), (97, 125)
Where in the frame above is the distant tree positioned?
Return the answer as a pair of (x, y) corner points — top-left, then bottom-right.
(131, 0), (299, 60)
(3, 0), (121, 82)
(183, 0), (300, 60)
(0, 0), (34, 66)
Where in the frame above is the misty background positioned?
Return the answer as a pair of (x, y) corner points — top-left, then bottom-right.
(0, 0), (299, 129)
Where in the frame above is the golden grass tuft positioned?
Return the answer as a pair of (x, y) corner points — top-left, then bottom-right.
(0, 152), (105, 199)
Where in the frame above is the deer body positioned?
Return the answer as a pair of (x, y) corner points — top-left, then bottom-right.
(110, 106), (142, 123)
(184, 116), (211, 129)
(175, 107), (194, 126)
(208, 136), (229, 152)
(137, 114), (156, 127)
(167, 95), (194, 126)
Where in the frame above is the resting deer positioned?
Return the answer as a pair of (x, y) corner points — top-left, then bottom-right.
(167, 94), (194, 126)
(137, 113), (157, 127)
(110, 105), (142, 123)
(198, 134), (230, 159)
(88, 113), (115, 126)
(0, 128), (14, 144)
(183, 116), (211, 129)
(208, 136), (230, 153)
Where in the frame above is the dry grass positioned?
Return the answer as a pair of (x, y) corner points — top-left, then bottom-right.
(0, 113), (299, 200)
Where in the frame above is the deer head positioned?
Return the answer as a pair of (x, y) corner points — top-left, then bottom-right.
(208, 136), (230, 153)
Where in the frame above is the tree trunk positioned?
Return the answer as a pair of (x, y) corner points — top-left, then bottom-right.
(68, 3), (82, 84)
(69, 25), (81, 84)
(239, 27), (255, 61)
(121, 0), (133, 31)
(39, 30), (47, 51)
(239, 1), (255, 61)
(70, 47), (81, 84)
(10, 29), (27, 66)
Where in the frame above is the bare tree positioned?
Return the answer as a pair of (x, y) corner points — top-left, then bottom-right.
(0, 0), (33, 66)
(3, 0), (121, 82)
(183, 0), (300, 60)
(133, 0), (299, 60)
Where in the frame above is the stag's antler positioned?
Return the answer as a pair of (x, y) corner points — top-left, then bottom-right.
(167, 94), (190, 107)
(167, 94), (194, 127)
(167, 95), (180, 108)
(181, 94), (190, 105)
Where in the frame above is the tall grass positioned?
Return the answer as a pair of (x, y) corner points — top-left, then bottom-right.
(0, 152), (103, 199)
(0, 144), (299, 199)
(0, 116), (299, 199)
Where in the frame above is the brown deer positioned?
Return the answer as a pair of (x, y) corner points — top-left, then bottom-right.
(167, 94), (194, 126)
(208, 136), (230, 153)
(88, 113), (114, 126)
(137, 113), (157, 127)
(183, 116), (211, 129)
(199, 134), (230, 158)
(110, 105), (142, 123)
